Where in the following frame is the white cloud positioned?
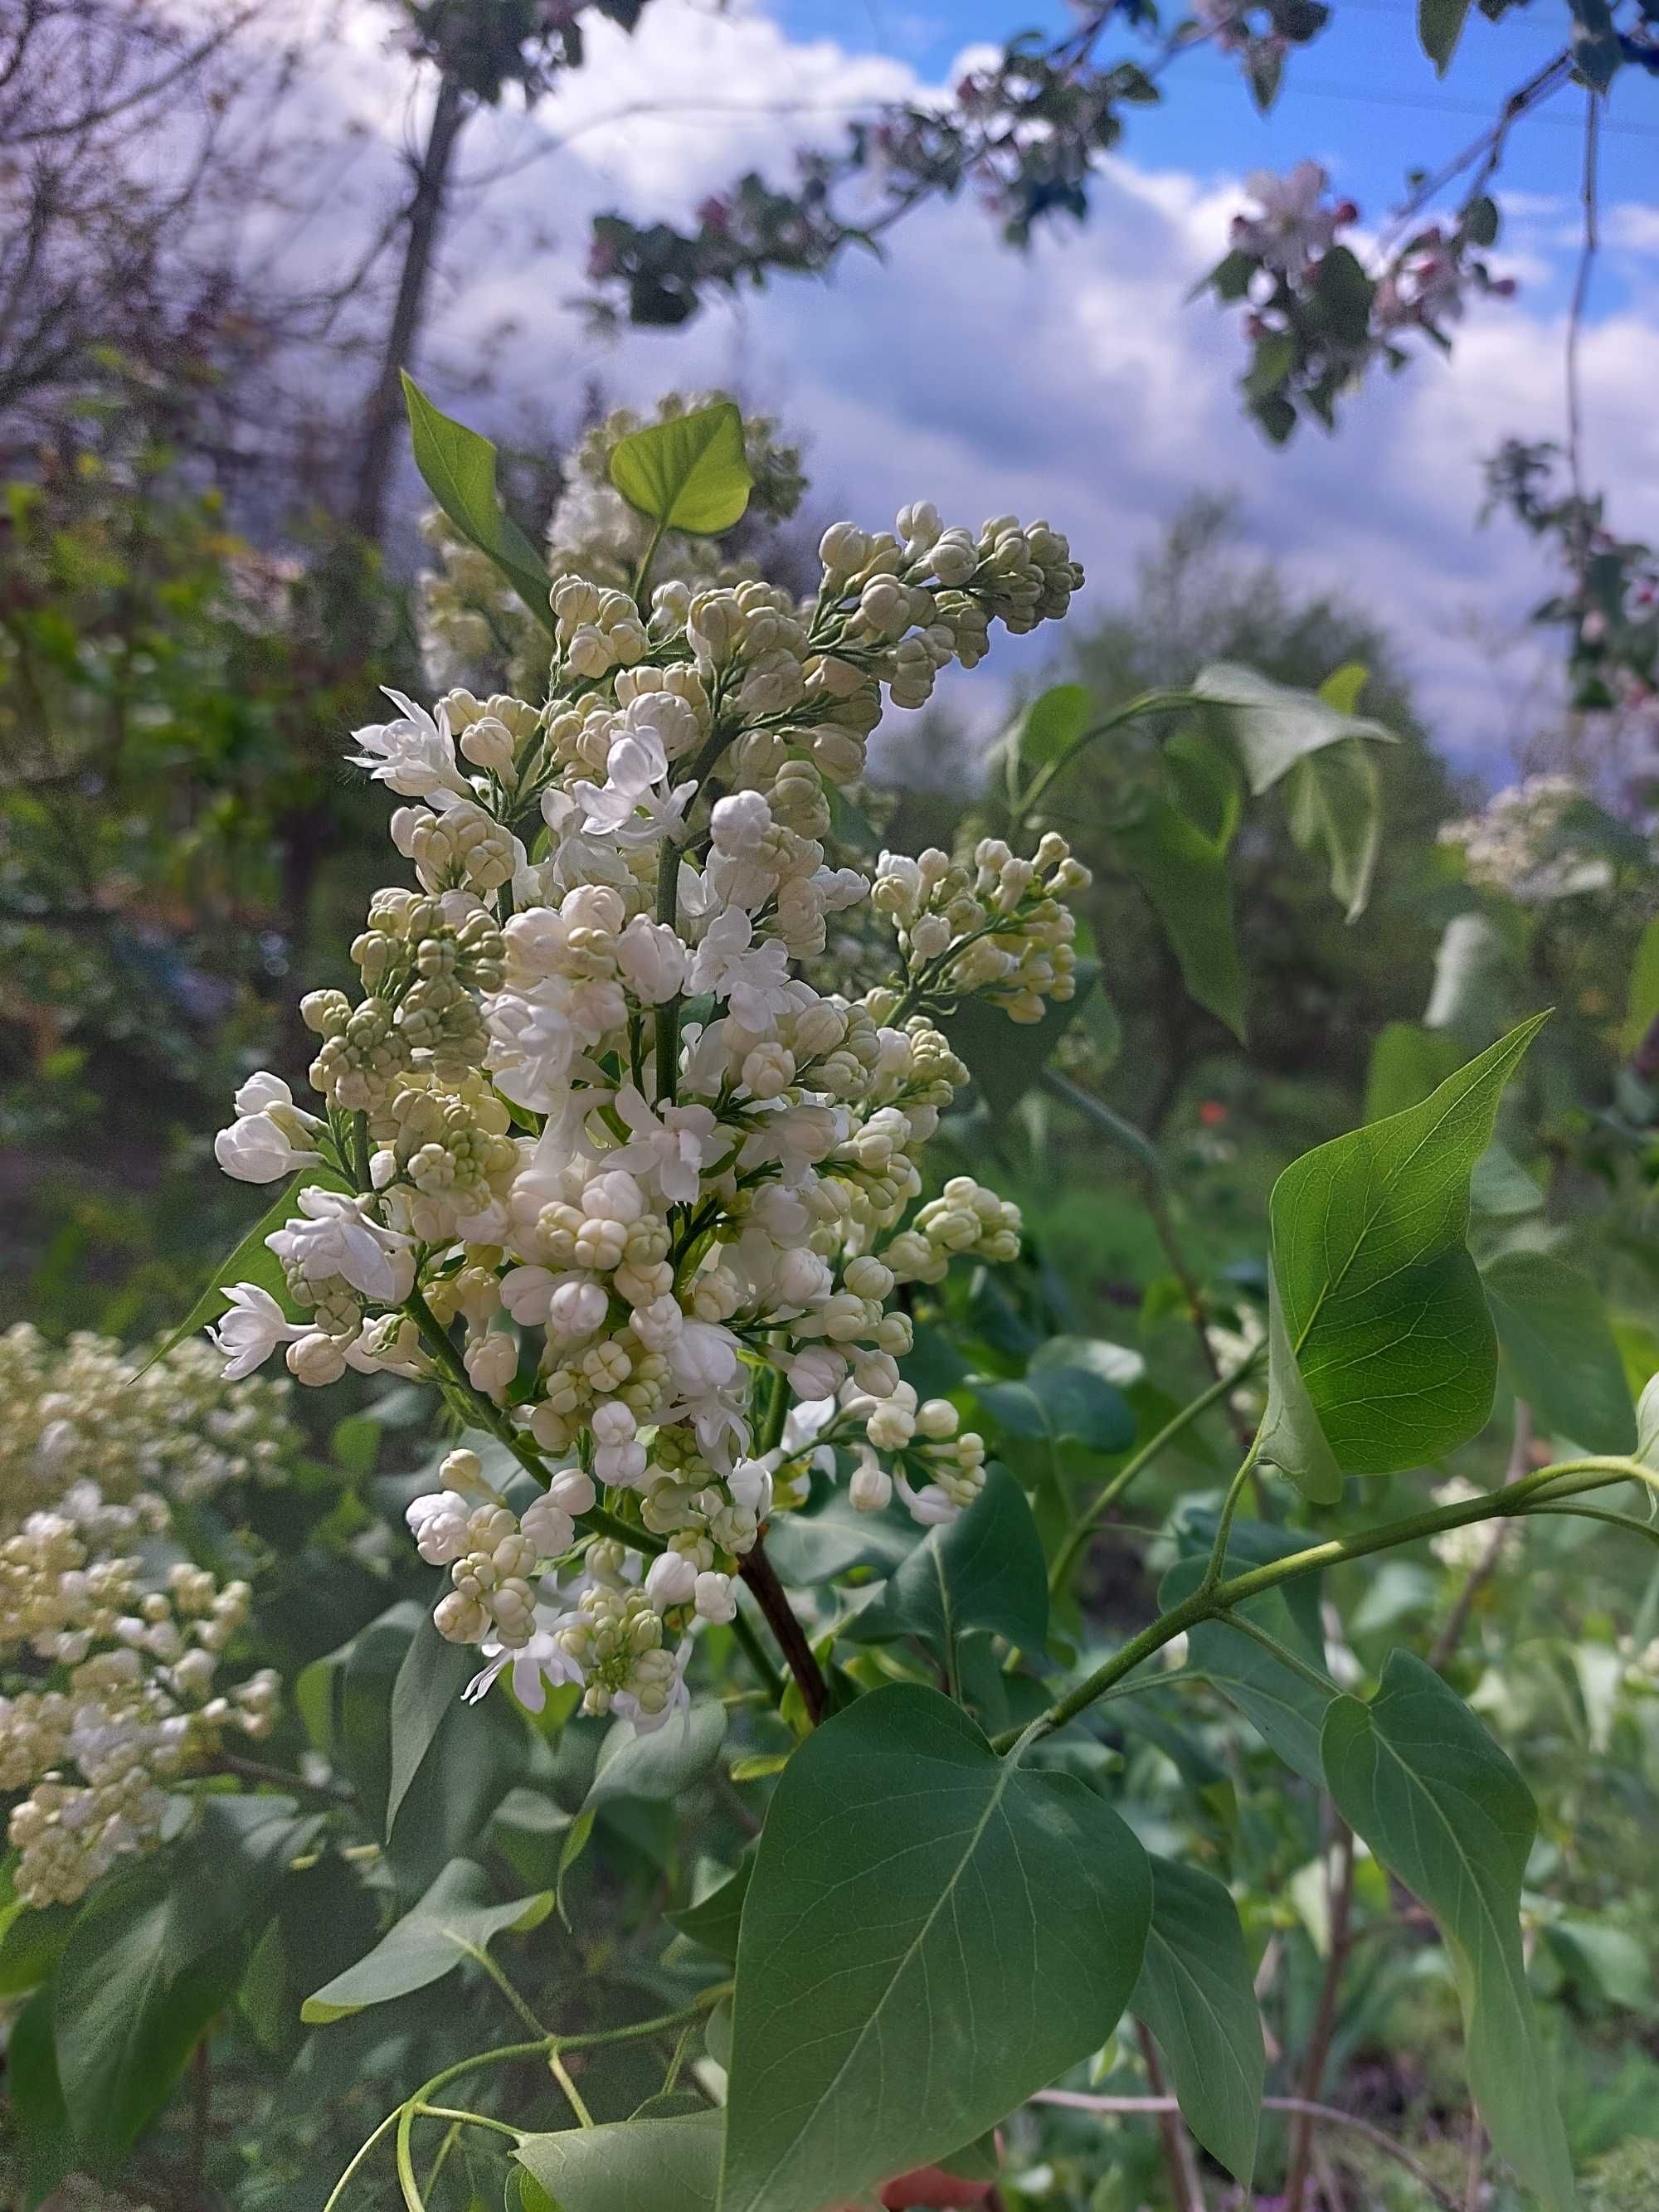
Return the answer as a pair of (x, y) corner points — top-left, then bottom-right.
(241, 0), (1659, 772)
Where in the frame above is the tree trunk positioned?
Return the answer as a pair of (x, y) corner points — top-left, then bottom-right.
(350, 67), (468, 543)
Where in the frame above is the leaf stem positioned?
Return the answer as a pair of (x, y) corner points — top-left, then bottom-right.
(632, 514), (670, 612)
(1199, 1431), (1263, 1595)
(993, 1453), (1647, 1753)
(547, 2044), (595, 2128)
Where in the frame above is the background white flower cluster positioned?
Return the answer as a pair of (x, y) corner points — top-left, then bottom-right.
(0, 1329), (289, 1904)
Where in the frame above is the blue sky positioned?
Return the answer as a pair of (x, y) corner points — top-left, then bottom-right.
(774, 0), (1659, 318)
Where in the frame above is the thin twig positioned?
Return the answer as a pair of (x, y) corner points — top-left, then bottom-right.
(738, 1535), (827, 1723)
(1564, 86), (1602, 581)
(1285, 1819), (1356, 2212)
(1032, 2091), (1464, 2212)
(1134, 2020), (1208, 2211)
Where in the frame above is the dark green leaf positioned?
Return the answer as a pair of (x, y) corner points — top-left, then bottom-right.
(975, 1367), (1135, 1452)
(401, 375), (555, 625)
(1268, 1016), (1546, 1471)
(56, 1796), (321, 2167)
(849, 1463), (1048, 1661)
(386, 1612), (477, 1835)
(943, 959), (1099, 1120)
(518, 2111), (722, 2210)
(10, 1989), (75, 2209)
(761, 1492), (917, 1585)
(1462, 192), (1500, 246)
(1111, 795), (1245, 1038)
(301, 1858), (552, 2024)
(1482, 1249), (1636, 1454)
(669, 1857), (752, 1962)
(1163, 1556), (1334, 1784)
(1132, 1857), (1263, 2184)
(608, 401), (752, 535)
(1321, 1652), (1574, 2212)
(1419, 0), (1473, 71)
(1313, 246), (1376, 345)
(719, 1683), (1151, 2212)
(1002, 682), (1094, 804)
(1164, 722), (1243, 848)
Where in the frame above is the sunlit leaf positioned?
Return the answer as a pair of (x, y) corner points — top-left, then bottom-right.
(1192, 660), (1394, 795)
(608, 401), (752, 535)
(401, 374), (554, 625)
(1268, 1016), (1546, 1471)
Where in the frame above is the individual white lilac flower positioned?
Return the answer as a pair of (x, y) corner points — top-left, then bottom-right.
(232, 1071), (304, 1118)
(348, 689), (473, 805)
(894, 1469), (959, 1524)
(483, 983), (578, 1113)
(669, 1320), (741, 1397)
(615, 914), (687, 1004)
(266, 1189), (415, 1305)
(207, 1286), (304, 1379)
(213, 1112), (322, 1184)
(406, 1489), (471, 1565)
(849, 1452), (894, 1513)
(608, 1084), (720, 1205)
(693, 1570), (737, 1624)
(645, 1551), (698, 1608)
(686, 908), (796, 1030)
(464, 1626), (586, 1711)
(572, 727), (694, 848)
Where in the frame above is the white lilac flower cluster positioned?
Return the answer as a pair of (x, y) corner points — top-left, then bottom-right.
(208, 457), (1088, 1730)
(419, 395), (807, 700)
(1438, 775), (1612, 905)
(0, 1323), (299, 1509)
(0, 1329), (286, 1907)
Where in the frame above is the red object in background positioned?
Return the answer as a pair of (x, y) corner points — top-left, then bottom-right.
(831, 2164), (997, 2209)
(1198, 1100), (1229, 1127)
(879, 2167), (995, 2209)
